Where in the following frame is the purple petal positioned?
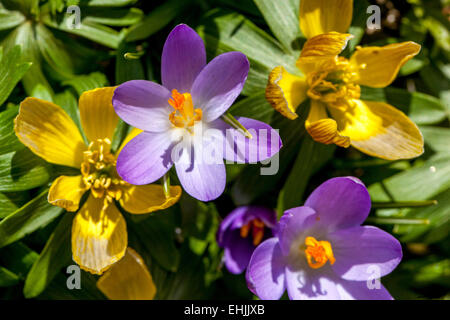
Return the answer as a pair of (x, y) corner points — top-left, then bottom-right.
(210, 117), (282, 163)
(304, 177), (371, 232)
(116, 131), (174, 185)
(191, 52), (249, 122)
(223, 231), (255, 274)
(113, 80), (172, 132)
(277, 206), (318, 256)
(285, 265), (341, 300)
(174, 147), (226, 201)
(337, 280), (394, 300)
(161, 24), (206, 93)
(246, 238), (286, 300)
(329, 226), (402, 281)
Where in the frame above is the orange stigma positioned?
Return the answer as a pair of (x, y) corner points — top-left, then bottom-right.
(168, 89), (202, 129)
(304, 236), (335, 269)
(240, 218), (265, 246)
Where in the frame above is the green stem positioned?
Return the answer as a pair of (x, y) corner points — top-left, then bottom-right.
(366, 217), (430, 225)
(221, 113), (253, 139)
(162, 174), (171, 199)
(372, 200), (438, 209)
(124, 52), (144, 60)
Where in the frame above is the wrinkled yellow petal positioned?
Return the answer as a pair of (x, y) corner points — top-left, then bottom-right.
(300, 0), (353, 39)
(120, 184), (182, 214)
(48, 175), (88, 212)
(265, 66), (308, 120)
(79, 87), (119, 143)
(351, 42), (421, 88)
(72, 195), (127, 275)
(305, 100), (350, 147)
(97, 247), (156, 300)
(15, 97), (86, 168)
(329, 99), (424, 160)
(116, 127), (143, 156)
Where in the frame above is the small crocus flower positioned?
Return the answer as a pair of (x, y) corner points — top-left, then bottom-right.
(14, 88), (182, 275)
(246, 177), (402, 300)
(266, 0), (424, 160)
(217, 206), (277, 274)
(113, 24), (282, 202)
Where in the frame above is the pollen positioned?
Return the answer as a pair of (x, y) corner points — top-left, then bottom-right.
(240, 218), (265, 246)
(304, 236), (335, 269)
(168, 89), (202, 129)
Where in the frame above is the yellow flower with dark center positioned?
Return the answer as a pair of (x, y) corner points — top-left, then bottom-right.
(14, 87), (182, 275)
(266, 0), (424, 160)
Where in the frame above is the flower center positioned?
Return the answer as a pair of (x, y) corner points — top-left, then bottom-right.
(81, 139), (128, 208)
(240, 218), (265, 246)
(306, 57), (360, 109)
(168, 89), (202, 129)
(303, 236), (335, 269)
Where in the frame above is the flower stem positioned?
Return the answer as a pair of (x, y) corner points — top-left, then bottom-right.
(162, 174), (171, 199)
(221, 113), (253, 139)
(371, 200), (438, 209)
(366, 217), (430, 225)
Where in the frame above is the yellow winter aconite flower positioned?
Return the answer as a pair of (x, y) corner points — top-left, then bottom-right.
(14, 87), (182, 275)
(266, 0), (424, 160)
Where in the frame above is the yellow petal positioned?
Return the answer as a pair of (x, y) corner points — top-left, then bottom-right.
(15, 97), (86, 168)
(265, 66), (308, 120)
(116, 127), (143, 156)
(79, 87), (119, 143)
(97, 247), (156, 300)
(329, 99), (424, 160)
(120, 184), (182, 214)
(48, 175), (88, 212)
(72, 195), (127, 275)
(300, 0), (353, 39)
(305, 100), (350, 147)
(351, 42), (421, 88)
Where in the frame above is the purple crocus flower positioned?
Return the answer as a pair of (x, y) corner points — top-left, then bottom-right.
(246, 177), (403, 300)
(113, 24), (282, 201)
(217, 206), (277, 274)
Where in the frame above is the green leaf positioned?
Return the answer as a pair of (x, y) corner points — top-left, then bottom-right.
(0, 242), (39, 279)
(0, 106), (23, 154)
(253, 0), (302, 53)
(228, 91), (274, 123)
(347, 0), (370, 51)
(83, 7), (143, 27)
(0, 192), (30, 219)
(86, 0), (137, 7)
(24, 213), (73, 298)
(0, 190), (64, 248)
(115, 41), (145, 84)
(420, 126), (450, 153)
(0, 266), (20, 287)
(0, 9), (26, 31)
(0, 45), (31, 106)
(62, 72), (108, 96)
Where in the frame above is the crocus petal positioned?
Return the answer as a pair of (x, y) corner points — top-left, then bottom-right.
(330, 99), (424, 160)
(48, 175), (88, 212)
(224, 231), (255, 274)
(265, 66), (308, 120)
(351, 42), (421, 88)
(14, 97), (86, 168)
(337, 280), (393, 300)
(304, 177), (371, 232)
(79, 87), (118, 143)
(116, 131), (174, 185)
(246, 238), (286, 300)
(329, 226), (402, 281)
(285, 266), (341, 300)
(175, 148), (226, 201)
(116, 127), (143, 156)
(120, 184), (182, 214)
(300, 0), (353, 39)
(211, 117), (282, 163)
(277, 206), (318, 256)
(305, 100), (350, 148)
(191, 51), (249, 122)
(112, 80), (172, 132)
(97, 248), (156, 300)
(72, 196), (127, 275)
(161, 24), (206, 93)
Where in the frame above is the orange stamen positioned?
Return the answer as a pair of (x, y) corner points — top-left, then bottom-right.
(304, 236), (335, 269)
(168, 89), (202, 129)
(240, 218), (265, 246)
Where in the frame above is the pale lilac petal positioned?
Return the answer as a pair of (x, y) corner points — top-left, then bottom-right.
(217, 207), (248, 246)
(223, 231), (255, 274)
(161, 24), (206, 93)
(277, 206), (318, 256)
(337, 280), (394, 300)
(285, 265), (340, 300)
(113, 80), (172, 132)
(329, 226), (402, 281)
(246, 238), (286, 300)
(304, 177), (371, 232)
(210, 117), (282, 163)
(116, 131), (174, 185)
(191, 52), (249, 122)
